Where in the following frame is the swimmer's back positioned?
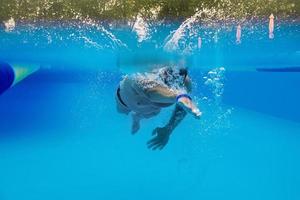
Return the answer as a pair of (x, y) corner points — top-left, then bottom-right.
(120, 76), (164, 114)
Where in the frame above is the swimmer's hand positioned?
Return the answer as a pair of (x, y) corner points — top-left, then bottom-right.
(147, 127), (171, 150)
(177, 96), (201, 119)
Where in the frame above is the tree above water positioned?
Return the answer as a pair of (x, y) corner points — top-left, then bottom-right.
(0, 0), (298, 22)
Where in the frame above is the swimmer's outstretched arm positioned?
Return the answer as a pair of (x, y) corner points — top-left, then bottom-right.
(147, 104), (187, 150)
(145, 85), (201, 117)
(142, 76), (192, 104)
(144, 85), (177, 103)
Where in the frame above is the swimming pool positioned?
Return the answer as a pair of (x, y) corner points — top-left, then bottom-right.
(0, 14), (300, 200)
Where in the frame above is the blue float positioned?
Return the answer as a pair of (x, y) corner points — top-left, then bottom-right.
(0, 61), (40, 95)
(0, 62), (15, 95)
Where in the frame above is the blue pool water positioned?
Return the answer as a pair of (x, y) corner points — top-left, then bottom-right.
(0, 18), (300, 200)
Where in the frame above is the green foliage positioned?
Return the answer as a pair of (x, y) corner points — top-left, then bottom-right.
(0, 0), (298, 22)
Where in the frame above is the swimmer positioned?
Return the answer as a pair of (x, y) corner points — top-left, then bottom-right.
(115, 67), (201, 150)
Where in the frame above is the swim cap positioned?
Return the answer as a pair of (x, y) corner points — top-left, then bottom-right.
(160, 66), (188, 87)
(179, 67), (188, 79)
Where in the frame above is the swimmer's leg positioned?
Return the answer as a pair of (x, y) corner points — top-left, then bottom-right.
(131, 112), (142, 134)
(131, 109), (161, 134)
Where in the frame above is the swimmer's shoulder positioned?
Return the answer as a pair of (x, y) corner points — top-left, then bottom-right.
(120, 74), (148, 96)
(131, 73), (160, 91)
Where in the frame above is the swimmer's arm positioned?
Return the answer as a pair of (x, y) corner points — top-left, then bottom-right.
(165, 104), (187, 132)
(145, 86), (177, 104)
(145, 77), (191, 104)
(147, 104), (187, 150)
(134, 75), (192, 103)
(131, 80), (177, 103)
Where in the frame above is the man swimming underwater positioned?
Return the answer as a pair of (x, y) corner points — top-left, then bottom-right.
(116, 67), (201, 150)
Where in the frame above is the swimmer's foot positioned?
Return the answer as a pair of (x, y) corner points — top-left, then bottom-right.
(131, 112), (141, 134)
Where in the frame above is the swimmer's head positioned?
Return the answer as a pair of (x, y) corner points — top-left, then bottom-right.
(163, 67), (188, 77)
(179, 67), (188, 79)
(161, 66), (188, 86)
